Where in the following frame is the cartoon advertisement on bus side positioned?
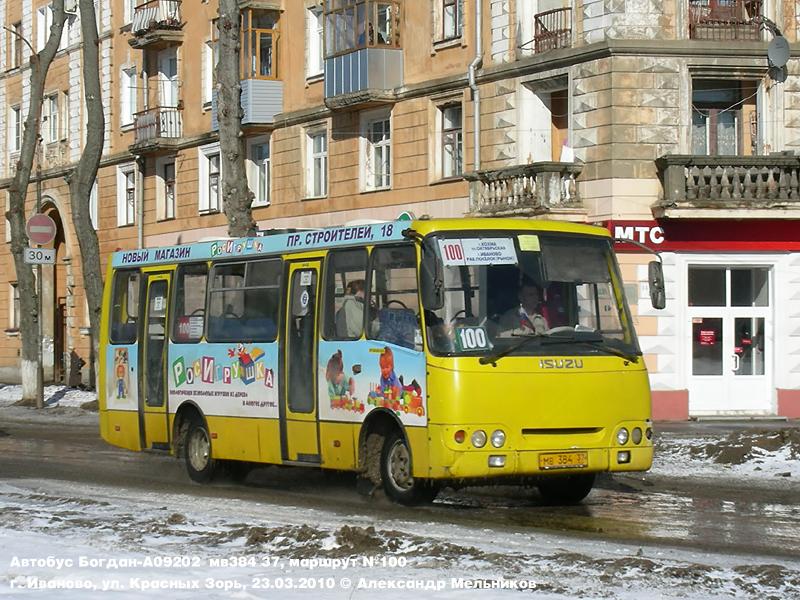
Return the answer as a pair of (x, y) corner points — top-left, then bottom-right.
(168, 343), (280, 418)
(106, 345), (138, 411)
(318, 341), (427, 425)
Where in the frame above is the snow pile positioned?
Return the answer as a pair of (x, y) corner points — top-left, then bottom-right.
(651, 429), (800, 482)
(0, 384), (95, 409)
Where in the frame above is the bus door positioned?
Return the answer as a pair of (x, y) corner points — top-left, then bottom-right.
(281, 261), (321, 463)
(139, 272), (171, 450)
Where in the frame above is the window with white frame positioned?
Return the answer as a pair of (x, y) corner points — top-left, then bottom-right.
(120, 67), (137, 127)
(199, 144), (221, 213)
(433, 0), (463, 44)
(306, 128), (328, 198)
(306, 4), (324, 78)
(123, 0), (135, 25)
(10, 106), (22, 153)
(10, 22), (23, 68)
(42, 93), (59, 144)
(36, 6), (52, 52)
(9, 283), (20, 330)
(4, 192), (10, 242)
(89, 179), (98, 229)
(249, 138), (271, 207)
(156, 157), (176, 220)
(116, 163), (137, 226)
(362, 111), (391, 191)
(441, 103), (463, 178)
(203, 39), (218, 106)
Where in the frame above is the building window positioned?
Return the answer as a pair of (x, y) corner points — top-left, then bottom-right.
(120, 67), (137, 127)
(117, 163), (137, 226)
(692, 79), (758, 156)
(203, 38), (218, 106)
(441, 0), (463, 41)
(441, 104), (462, 178)
(324, 0), (401, 58)
(306, 128), (328, 198)
(199, 144), (221, 213)
(123, 0), (135, 25)
(10, 22), (22, 68)
(36, 6), (52, 52)
(156, 158), (176, 220)
(9, 283), (20, 330)
(306, 4), (324, 78)
(4, 192), (10, 242)
(10, 106), (22, 153)
(241, 9), (278, 79)
(42, 93), (59, 144)
(89, 179), (98, 229)
(249, 138), (271, 207)
(362, 111), (391, 191)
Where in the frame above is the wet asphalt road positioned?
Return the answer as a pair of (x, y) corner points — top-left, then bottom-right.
(1, 413), (799, 560)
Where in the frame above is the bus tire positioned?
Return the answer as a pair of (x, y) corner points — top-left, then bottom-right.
(537, 473), (595, 505)
(184, 417), (217, 483)
(380, 430), (438, 505)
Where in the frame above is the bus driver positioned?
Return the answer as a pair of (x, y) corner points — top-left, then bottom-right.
(497, 280), (549, 336)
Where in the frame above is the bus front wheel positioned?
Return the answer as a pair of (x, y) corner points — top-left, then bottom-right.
(185, 417), (217, 483)
(380, 431), (437, 505)
(537, 473), (595, 505)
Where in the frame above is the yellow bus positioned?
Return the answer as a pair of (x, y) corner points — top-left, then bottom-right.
(99, 218), (663, 505)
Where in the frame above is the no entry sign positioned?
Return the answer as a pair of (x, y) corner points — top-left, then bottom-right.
(26, 213), (56, 246)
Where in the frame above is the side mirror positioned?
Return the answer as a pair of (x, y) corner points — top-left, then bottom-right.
(420, 239), (444, 310)
(648, 261), (666, 309)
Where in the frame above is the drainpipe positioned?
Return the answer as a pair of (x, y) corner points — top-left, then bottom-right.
(468, 0), (483, 173)
(136, 155), (144, 249)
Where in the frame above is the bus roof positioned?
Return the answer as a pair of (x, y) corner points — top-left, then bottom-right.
(110, 218), (611, 269)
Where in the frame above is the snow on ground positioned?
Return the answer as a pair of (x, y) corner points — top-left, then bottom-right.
(0, 384), (95, 409)
(1, 477), (799, 599)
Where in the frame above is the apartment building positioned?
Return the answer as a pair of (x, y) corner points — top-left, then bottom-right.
(1, 0), (799, 419)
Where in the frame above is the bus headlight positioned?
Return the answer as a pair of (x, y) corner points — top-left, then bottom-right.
(471, 430), (487, 448)
(616, 427), (629, 445)
(490, 429), (506, 448)
(631, 427), (643, 444)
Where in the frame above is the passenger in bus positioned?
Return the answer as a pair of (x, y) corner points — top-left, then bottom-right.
(497, 280), (549, 336)
(335, 279), (365, 338)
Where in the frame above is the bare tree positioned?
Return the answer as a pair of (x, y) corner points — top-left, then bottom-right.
(65, 0), (105, 389)
(216, 0), (257, 237)
(4, 1), (67, 406)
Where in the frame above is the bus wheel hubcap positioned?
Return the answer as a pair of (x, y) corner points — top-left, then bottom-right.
(388, 441), (412, 490)
(189, 429), (210, 471)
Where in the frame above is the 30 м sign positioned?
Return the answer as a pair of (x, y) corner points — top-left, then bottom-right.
(24, 247), (55, 265)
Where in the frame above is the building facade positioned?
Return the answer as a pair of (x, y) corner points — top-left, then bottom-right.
(2, 0), (800, 418)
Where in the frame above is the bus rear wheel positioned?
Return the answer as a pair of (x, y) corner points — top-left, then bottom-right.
(380, 431), (438, 505)
(185, 417), (217, 483)
(537, 473), (595, 505)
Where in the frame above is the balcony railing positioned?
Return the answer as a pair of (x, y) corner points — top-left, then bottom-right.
(132, 0), (182, 33)
(657, 154), (800, 210)
(534, 7), (572, 53)
(132, 106), (183, 147)
(464, 162), (582, 216)
(688, 0), (762, 41)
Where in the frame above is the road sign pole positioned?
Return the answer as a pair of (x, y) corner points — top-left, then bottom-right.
(36, 141), (43, 410)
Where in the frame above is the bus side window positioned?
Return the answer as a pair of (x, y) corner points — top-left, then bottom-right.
(171, 263), (208, 343)
(109, 270), (140, 344)
(368, 245), (421, 351)
(322, 249), (368, 341)
(207, 262), (246, 341)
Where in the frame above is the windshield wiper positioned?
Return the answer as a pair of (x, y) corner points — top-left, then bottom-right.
(478, 328), (638, 365)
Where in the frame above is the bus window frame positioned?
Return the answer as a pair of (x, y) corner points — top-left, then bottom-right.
(109, 269), (141, 345)
(170, 262), (210, 345)
(321, 247), (369, 342)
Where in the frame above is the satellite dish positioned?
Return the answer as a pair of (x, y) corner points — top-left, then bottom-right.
(768, 36), (790, 68)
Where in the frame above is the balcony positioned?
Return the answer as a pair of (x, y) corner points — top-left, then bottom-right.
(688, 0), (762, 41)
(129, 0), (183, 50)
(323, 0), (403, 109)
(655, 153), (800, 218)
(465, 162), (583, 218)
(130, 106), (183, 153)
(534, 7), (572, 53)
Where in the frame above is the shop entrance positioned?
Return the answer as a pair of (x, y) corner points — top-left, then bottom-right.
(686, 264), (772, 415)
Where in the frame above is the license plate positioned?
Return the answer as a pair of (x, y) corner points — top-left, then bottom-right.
(539, 451), (588, 470)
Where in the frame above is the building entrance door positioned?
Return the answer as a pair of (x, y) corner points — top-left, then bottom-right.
(686, 265), (772, 415)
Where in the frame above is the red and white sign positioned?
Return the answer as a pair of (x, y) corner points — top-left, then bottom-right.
(26, 213), (56, 246)
(699, 330), (716, 346)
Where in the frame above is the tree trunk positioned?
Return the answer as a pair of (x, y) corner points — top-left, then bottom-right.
(67, 0), (105, 390)
(216, 0), (256, 238)
(4, 1), (67, 406)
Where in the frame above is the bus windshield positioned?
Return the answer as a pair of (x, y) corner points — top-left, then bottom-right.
(425, 232), (639, 358)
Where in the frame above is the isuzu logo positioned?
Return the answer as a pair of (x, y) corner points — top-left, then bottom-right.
(539, 359), (584, 369)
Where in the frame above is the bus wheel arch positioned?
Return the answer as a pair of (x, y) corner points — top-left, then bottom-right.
(358, 409), (404, 487)
(173, 403), (218, 483)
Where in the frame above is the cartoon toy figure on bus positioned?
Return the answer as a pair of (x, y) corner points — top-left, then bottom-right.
(367, 347), (425, 417)
(113, 348), (130, 399)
